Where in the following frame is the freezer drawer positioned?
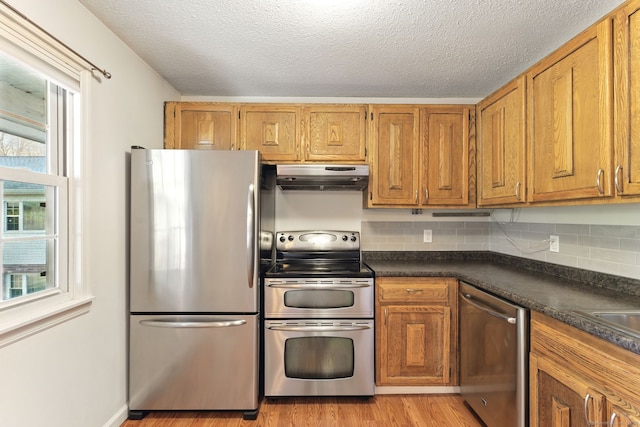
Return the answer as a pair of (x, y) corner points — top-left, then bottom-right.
(129, 314), (259, 412)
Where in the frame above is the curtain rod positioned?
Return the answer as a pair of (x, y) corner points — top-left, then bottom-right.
(0, 0), (111, 79)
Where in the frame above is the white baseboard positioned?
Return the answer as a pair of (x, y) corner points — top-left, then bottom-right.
(104, 404), (128, 427)
(375, 386), (460, 394)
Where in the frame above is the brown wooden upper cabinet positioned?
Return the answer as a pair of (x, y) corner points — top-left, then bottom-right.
(303, 104), (367, 163)
(240, 104), (301, 162)
(477, 76), (527, 207)
(367, 104), (473, 208)
(527, 19), (614, 203)
(420, 106), (471, 206)
(368, 105), (420, 206)
(614, 0), (640, 197)
(164, 102), (237, 150)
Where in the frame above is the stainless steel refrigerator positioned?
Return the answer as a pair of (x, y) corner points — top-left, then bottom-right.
(128, 148), (275, 420)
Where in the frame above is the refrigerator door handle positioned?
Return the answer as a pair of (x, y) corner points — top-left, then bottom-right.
(139, 319), (247, 328)
(247, 183), (255, 289)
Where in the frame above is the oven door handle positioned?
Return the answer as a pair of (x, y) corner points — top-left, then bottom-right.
(461, 293), (517, 324)
(266, 283), (371, 289)
(267, 325), (372, 332)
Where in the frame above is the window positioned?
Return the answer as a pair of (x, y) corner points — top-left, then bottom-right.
(0, 52), (67, 305)
(0, 3), (93, 347)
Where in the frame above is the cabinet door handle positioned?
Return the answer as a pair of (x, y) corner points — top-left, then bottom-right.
(384, 307), (388, 325)
(515, 182), (521, 201)
(415, 191), (418, 203)
(609, 412), (617, 427)
(425, 189), (429, 203)
(596, 169), (605, 195)
(614, 165), (623, 194)
(584, 393), (593, 426)
(583, 393), (607, 426)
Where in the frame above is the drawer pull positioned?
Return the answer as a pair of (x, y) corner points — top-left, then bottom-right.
(406, 288), (424, 294)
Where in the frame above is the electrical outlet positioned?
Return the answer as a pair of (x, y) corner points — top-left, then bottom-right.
(423, 230), (432, 243)
(549, 235), (559, 252)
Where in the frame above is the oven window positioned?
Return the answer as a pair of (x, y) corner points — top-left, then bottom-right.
(284, 289), (355, 309)
(284, 337), (354, 379)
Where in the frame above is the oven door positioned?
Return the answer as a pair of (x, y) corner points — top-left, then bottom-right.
(264, 319), (374, 397)
(264, 278), (374, 318)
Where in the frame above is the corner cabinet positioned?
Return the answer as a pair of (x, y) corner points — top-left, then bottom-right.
(375, 277), (458, 386)
(530, 312), (640, 427)
(367, 105), (475, 208)
(614, 0), (640, 198)
(477, 76), (527, 206)
(164, 102), (237, 150)
(527, 19), (614, 203)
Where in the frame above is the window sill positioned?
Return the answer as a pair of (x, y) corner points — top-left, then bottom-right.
(0, 295), (94, 348)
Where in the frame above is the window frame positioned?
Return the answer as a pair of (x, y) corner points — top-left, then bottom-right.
(0, 4), (92, 348)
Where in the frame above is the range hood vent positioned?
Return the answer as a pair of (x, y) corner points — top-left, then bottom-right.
(276, 164), (369, 191)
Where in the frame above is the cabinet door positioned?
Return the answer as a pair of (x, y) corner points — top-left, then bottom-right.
(378, 304), (451, 385)
(608, 402), (640, 427)
(368, 106), (420, 206)
(420, 106), (470, 206)
(477, 76), (527, 206)
(164, 102), (237, 150)
(304, 105), (367, 162)
(240, 105), (301, 162)
(530, 354), (606, 427)
(614, 0), (640, 197)
(528, 19), (613, 202)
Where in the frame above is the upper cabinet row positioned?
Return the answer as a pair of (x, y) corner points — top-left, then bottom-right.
(478, 1), (640, 207)
(165, 103), (367, 163)
(165, 102), (475, 208)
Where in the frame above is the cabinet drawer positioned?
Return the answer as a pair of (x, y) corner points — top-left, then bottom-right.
(377, 278), (452, 304)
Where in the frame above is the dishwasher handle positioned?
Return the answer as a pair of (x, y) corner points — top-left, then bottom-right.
(462, 293), (517, 324)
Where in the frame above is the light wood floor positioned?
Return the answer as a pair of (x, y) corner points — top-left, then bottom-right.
(120, 394), (485, 427)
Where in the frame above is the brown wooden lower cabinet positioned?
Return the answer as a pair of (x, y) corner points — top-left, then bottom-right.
(530, 312), (640, 427)
(375, 277), (457, 386)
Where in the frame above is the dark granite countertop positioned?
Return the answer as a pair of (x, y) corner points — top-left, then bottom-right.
(363, 251), (640, 355)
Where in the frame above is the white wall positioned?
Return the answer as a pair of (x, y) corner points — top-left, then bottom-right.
(0, 1), (179, 427)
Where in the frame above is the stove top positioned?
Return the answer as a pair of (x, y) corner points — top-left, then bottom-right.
(264, 230), (374, 279)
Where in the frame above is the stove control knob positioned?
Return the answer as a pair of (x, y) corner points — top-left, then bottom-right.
(279, 235), (286, 242)
(351, 235), (357, 242)
(342, 235), (348, 241)
(287, 235), (294, 241)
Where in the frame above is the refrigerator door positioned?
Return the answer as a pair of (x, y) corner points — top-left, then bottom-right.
(130, 149), (261, 313)
(129, 314), (259, 411)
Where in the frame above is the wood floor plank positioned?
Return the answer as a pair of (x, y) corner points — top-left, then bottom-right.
(120, 395), (484, 427)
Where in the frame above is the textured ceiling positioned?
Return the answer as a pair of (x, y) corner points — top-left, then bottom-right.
(78, 0), (625, 99)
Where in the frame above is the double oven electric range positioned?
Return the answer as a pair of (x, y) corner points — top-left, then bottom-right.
(263, 230), (375, 398)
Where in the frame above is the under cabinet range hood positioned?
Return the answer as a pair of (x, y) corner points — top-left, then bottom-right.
(276, 164), (369, 191)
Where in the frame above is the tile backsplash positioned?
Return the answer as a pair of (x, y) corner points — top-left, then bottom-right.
(361, 221), (640, 280)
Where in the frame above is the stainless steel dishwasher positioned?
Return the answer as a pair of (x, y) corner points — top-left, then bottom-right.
(459, 282), (529, 427)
